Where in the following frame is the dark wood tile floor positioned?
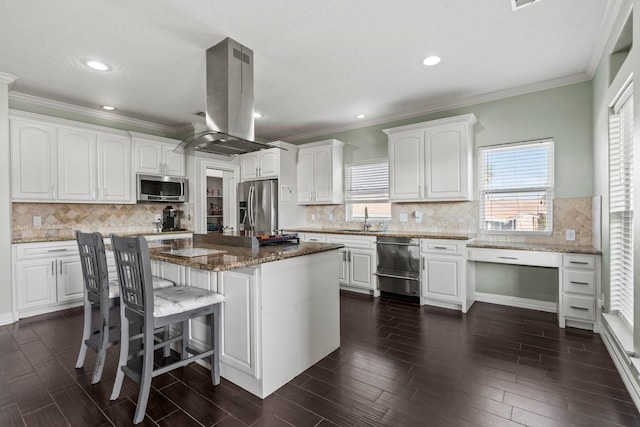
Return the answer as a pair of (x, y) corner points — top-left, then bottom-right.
(0, 291), (638, 426)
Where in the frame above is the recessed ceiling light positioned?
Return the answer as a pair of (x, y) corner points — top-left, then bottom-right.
(101, 105), (116, 111)
(355, 114), (366, 119)
(85, 60), (111, 71)
(423, 56), (441, 66)
(253, 112), (264, 119)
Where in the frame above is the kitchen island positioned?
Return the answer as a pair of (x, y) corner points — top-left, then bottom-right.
(145, 234), (343, 398)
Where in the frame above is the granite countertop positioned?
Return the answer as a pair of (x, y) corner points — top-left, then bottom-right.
(468, 241), (602, 255)
(13, 230), (193, 244)
(287, 228), (475, 240)
(147, 238), (344, 272)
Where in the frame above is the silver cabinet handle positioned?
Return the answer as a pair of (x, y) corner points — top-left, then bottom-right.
(343, 251), (347, 262)
(434, 246), (448, 250)
(499, 256), (518, 260)
(570, 281), (590, 286)
(48, 248), (68, 253)
(51, 261), (55, 275)
(570, 261), (589, 265)
(570, 306), (589, 311)
(347, 250), (351, 262)
(59, 260), (63, 275)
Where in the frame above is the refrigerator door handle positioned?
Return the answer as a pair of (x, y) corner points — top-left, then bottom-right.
(248, 185), (255, 228)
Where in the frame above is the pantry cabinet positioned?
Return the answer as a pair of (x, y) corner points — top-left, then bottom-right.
(384, 114), (476, 202)
(133, 136), (185, 177)
(10, 113), (134, 203)
(297, 139), (344, 204)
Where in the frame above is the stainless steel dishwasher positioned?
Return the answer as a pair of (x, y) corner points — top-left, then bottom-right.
(375, 236), (421, 296)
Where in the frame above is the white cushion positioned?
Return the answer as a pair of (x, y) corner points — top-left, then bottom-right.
(108, 276), (175, 298)
(153, 286), (224, 317)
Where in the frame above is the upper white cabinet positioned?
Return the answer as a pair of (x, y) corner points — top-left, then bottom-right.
(384, 114), (476, 202)
(296, 139), (344, 204)
(10, 113), (134, 203)
(133, 136), (185, 177)
(239, 148), (280, 182)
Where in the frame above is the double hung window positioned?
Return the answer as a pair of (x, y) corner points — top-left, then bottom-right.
(344, 160), (391, 220)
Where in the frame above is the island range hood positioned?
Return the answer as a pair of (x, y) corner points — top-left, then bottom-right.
(176, 38), (279, 156)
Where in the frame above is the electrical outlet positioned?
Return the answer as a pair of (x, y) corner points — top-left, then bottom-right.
(565, 229), (576, 241)
(415, 211), (422, 223)
(399, 213), (408, 223)
(328, 213), (333, 222)
(311, 214), (316, 221)
(154, 214), (162, 222)
(32, 216), (41, 226)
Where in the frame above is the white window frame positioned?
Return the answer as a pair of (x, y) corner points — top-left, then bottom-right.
(344, 159), (391, 221)
(609, 80), (634, 332)
(478, 139), (554, 235)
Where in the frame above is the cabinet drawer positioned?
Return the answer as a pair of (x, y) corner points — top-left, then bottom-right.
(563, 295), (595, 321)
(300, 233), (326, 243)
(421, 240), (463, 255)
(563, 254), (596, 270)
(326, 234), (375, 249)
(15, 241), (79, 260)
(563, 270), (595, 295)
(467, 248), (560, 267)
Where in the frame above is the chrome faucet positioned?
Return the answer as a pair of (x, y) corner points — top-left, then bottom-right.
(364, 206), (371, 231)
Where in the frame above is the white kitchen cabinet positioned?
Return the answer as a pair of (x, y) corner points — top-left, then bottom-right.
(10, 113), (135, 203)
(13, 240), (84, 318)
(297, 139), (344, 204)
(420, 239), (471, 312)
(325, 234), (378, 296)
(219, 267), (261, 379)
(10, 118), (58, 200)
(133, 136), (185, 177)
(239, 148), (279, 182)
(384, 114), (476, 202)
(560, 254), (601, 331)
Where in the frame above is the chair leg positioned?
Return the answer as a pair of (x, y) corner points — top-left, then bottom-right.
(181, 320), (190, 359)
(162, 325), (170, 358)
(90, 302), (110, 384)
(211, 305), (221, 385)
(133, 320), (155, 424)
(75, 298), (91, 369)
(110, 307), (129, 401)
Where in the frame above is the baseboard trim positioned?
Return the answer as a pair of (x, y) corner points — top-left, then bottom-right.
(600, 317), (640, 412)
(475, 292), (557, 313)
(0, 312), (16, 326)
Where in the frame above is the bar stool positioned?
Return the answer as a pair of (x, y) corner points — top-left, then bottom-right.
(109, 234), (224, 424)
(74, 231), (174, 384)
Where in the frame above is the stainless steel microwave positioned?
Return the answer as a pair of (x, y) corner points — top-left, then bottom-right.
(137, 174), (188, 203)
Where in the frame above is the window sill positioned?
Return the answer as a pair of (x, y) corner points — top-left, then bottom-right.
(603, 312), (634, 356)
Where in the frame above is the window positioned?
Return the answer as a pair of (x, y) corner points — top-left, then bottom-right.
(478, 139), (554, 234)
(345, 160), (391, 220)
(609, 81), (634, 330)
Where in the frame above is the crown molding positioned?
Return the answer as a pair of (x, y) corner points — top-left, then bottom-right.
(9, 91), (177, 134)
(0, 72), (17, 87)
(283, 72), (591, 142)
(586, 0), (625, 76)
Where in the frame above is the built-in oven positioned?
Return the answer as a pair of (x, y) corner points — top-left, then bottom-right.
(375, 236), (421, 297)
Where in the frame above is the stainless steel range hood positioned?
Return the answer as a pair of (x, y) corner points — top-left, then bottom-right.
(177, 38), (278, 156)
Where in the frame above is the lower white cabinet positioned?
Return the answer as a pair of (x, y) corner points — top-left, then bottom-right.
(420, 239), (471, 312)
(13, 240), (84, 317)
(560, 253), (601, 331)
(218, 267), (260, 379)
(325, 234), (378, 296)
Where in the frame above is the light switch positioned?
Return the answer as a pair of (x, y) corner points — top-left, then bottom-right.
(311, 214), (316, 221)
(33, 216), (41, 226)
(565, 229), (576, 241)
(154, 214), (162, 222)
(399, 213), (408, 222)
(328, 214), (333, 221)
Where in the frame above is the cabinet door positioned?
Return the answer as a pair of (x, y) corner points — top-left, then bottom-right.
(10, 119), (57, 200)
(312, 146), (333, 202)
(424, 125), (468, 200)
(162, 144), (186, 176)
(337, 249), (349, 285)
(422, 256), (460, 302)
(134, 140), (163, 174)
(219, 268), (260, 379)
(98, 134), (133, 202)
(240, 153), (260, 181)
(15, 259), (57, 311)
(56, 257), (84, 304)
(57, 127), (97, 201)
(258, 149), (279, 179)
(297, 149), (314, 203)
(349, 249), (375, 289)
(389, 132), (423, 201)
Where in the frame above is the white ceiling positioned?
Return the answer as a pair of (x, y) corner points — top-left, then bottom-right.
(0, 0), (617, 142)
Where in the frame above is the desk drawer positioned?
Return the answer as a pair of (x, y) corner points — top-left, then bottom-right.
(563, 295), (595, 321)
(467, 248), (560, 267)
(563, 270), (596, 295)
(563, 254), (596, 270)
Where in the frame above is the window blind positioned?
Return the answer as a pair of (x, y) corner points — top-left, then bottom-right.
(609, 82), (634, 330)
(344, 160), (389, 202)
(478, 139), (554, 233)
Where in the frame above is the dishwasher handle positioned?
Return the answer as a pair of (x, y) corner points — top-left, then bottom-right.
(374, 272), (420, 281)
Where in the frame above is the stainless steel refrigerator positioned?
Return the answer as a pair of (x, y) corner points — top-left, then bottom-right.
(237, 179), (278, 233)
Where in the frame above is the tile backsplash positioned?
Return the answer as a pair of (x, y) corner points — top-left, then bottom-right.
(305, 197), (594, 246)
(12, 202), (194, 242)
